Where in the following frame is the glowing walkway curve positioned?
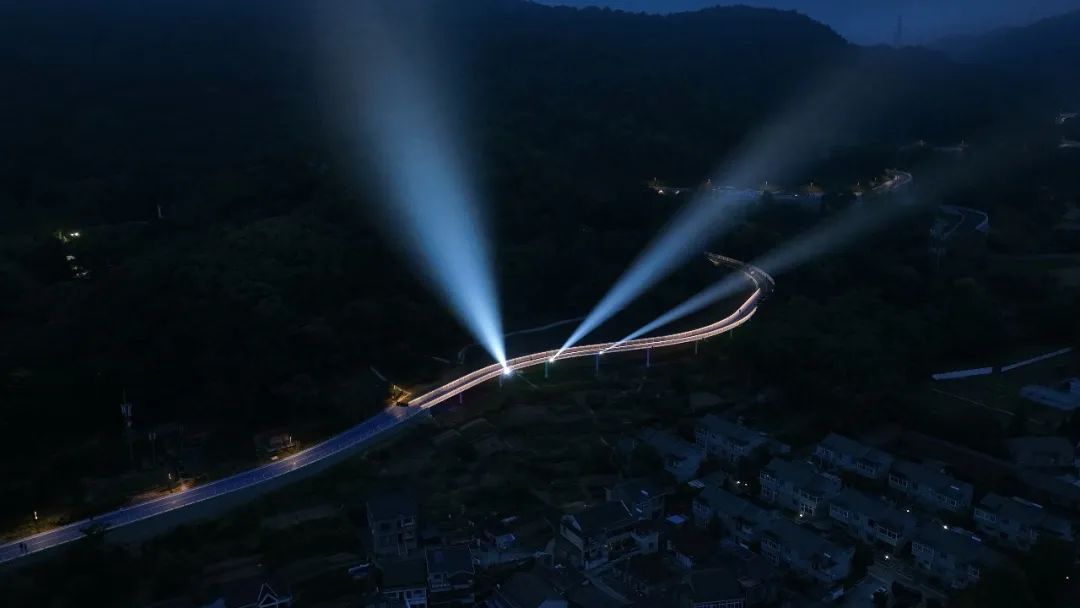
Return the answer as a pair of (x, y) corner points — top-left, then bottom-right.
(0, 254), (772, 565)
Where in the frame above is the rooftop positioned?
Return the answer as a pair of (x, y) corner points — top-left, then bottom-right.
(567, 584), (625, 608)
(698, 415), (769, 447)
(762, 458), (840, 496)
(694, 470), (731, 490)
(1020, 379), (1080, 411)
(978, 493), (1071, 534)
(914, 524), (1004, 567)
(1006, 436), (1075, 461)
(818, 433), (893, 467)
(697, 486), (772, 524)
(717, 541), (780, 582)
(609, 478), (668, 508)
(689, 568), (744, 602)
(830, 488), (914, 530)
(1023, 471), (1080, 502)
(624, 553), (670, 586)
(566, 501), (633, 537)
(496, 571), (563, 607)
(534, 563), (586, 594)
(367, 493), (417, 522)
(638, 428), (703, 461)
(670, 525), (716, 561)
(763, 519), (851, 560)
(360, 594), (407, 608)
(221, 574), (291, 608)
(425, 545), (474, 576)
(380, 556), (427, 589)
(890, 460), (972, 499)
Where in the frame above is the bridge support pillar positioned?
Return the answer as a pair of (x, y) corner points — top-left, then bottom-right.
(646, 348), (651, 368)
(544, 360), (550, 379)
(595, 353), (600, 376)
(459, 392), (463, 405)
(694, 341), (700, 355)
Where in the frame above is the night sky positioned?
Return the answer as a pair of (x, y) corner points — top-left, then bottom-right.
(535, 0), (1080, 44)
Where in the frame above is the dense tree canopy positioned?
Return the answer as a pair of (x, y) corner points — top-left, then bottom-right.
(0, 0), (1077, 534)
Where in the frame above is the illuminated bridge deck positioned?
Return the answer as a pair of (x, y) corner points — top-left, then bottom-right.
(0, 254), (772, 565)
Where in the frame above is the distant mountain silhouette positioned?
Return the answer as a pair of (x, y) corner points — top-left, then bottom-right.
(535, 0), (1080, 45)
(935, 9), (1080, 98)
(0, 0), (1040, 213)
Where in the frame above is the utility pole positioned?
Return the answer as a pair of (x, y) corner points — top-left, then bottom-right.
(120, 392), (134, 467)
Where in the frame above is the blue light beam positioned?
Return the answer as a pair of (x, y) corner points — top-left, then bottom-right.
(754, 199), (911, 278)
(556, 63), (871, 357)
(603, 272), (748, 352)
(555, 190), (755, 357)
(355, 8), (507, 367)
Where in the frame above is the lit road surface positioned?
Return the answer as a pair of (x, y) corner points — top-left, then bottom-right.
(939, 205), (989, 239)
(872, 169), (913, 194)
(0, 255), (772, 564)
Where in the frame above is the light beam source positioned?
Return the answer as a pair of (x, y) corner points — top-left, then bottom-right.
(554, 189), (755, 357)
(603, 272), (748, 351)
(556, 61), (876, 356)
(348, 4), (508, 367)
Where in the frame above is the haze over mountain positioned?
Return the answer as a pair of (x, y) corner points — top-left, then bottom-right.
(0, 0), (1036, 486)
(935, 9), (1080, 99)
(535, 0), (1080, 44)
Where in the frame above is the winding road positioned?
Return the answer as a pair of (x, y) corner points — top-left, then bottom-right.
(0, 254), (772, 565)
(938, 205), (990, 239)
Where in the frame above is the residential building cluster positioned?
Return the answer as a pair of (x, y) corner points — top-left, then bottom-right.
(150, 411), (1079, 608)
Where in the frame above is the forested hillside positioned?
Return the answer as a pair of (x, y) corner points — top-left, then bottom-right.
(0, 0), (1071, 529)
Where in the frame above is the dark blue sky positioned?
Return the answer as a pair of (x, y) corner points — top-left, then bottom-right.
(535, 0), (1080, 44)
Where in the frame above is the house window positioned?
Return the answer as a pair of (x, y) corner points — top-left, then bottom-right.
(696, 600), (744, 608)
(878, 527), (900, 542)
(912, 542), (932, 557)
